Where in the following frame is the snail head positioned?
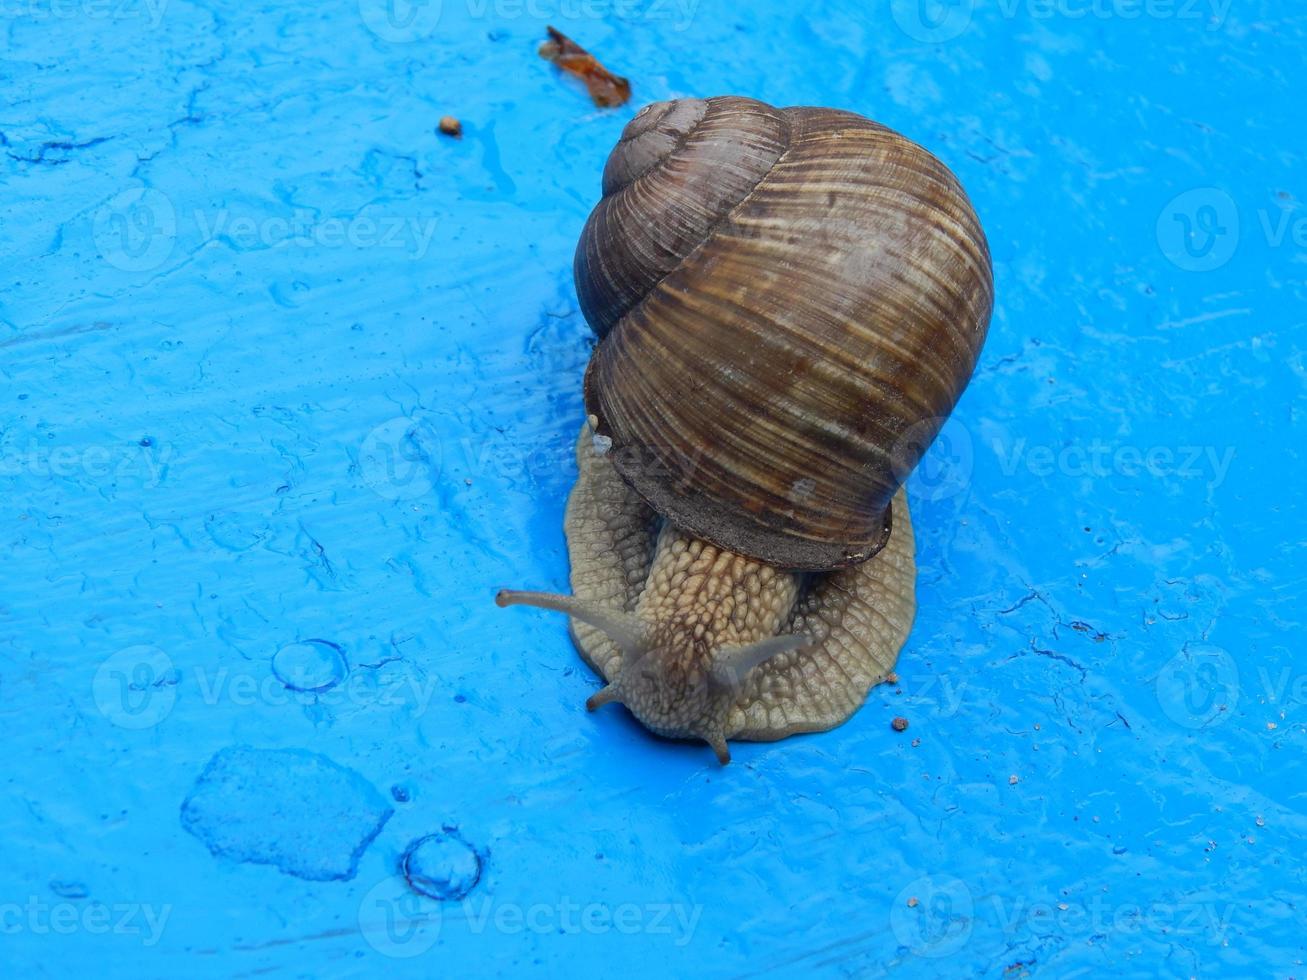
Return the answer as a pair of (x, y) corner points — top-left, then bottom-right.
(495, 588), (811, 764)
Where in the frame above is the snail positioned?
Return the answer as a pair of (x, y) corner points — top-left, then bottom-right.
(498, 97), (992, 764)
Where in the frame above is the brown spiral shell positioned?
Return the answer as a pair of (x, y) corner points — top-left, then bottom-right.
(575, 96), (993, 571)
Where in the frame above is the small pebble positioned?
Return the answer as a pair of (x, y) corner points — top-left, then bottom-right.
(906, 896), (919, 908)
(886, 672), (899, 685)
(1009, 774), (1019, 785)
(891, 716), (909, 732)
(438, 115), (463, 139)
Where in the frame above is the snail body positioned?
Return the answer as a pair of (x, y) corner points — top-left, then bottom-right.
(499, 97), (992, 764)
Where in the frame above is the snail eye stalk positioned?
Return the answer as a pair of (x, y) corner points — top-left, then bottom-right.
(708, 731), (731, 766)
(710, 634), (815, 693)
(585, 684), (622, 711)
(495, 589), (647, 655)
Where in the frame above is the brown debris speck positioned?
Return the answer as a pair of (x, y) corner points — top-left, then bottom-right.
(438, 116), (463, 139)
(539, 26), (631, 107)
(891, 716), (909, 732)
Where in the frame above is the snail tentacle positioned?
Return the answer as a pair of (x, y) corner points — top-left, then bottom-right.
(708, 731), (731, 766)
(585, 684), (621, 711)
(711, 634), (815, 694)
(494, 589), (647, 655)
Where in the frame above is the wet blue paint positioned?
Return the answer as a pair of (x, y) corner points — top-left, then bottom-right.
(180, 747), (394, 882)
(2, 0), (1304, 976)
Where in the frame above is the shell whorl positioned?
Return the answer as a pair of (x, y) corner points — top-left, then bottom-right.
(576, 96), (993, 571)
(576, 97), (789, 338)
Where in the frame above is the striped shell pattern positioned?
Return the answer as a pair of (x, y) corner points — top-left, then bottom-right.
(575, 96), (993, 570)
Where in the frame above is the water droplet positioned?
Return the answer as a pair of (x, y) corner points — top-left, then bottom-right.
(272, 639), (348, 693)
(402, 830), (482, 901)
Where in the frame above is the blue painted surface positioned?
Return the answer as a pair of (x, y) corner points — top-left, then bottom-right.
(2, 0), (1304, 976)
